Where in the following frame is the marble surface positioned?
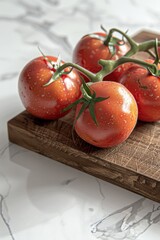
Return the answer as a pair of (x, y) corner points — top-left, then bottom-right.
(0, 0), (160, 239)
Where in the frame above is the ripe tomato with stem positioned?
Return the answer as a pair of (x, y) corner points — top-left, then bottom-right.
(18, 56), (81, 120)
(72, 31), (129, 82)
(65, 80), (138, 148)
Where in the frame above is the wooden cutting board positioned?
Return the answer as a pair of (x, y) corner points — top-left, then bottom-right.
(8, 31), (160, 203)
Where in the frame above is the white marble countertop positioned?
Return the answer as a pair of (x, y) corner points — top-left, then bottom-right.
(0, 0), (160, 239)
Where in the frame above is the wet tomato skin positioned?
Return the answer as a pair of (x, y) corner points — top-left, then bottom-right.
(74, 81), (138, 148)
(18, 56), (81, 120)
(119, 61), (160, 122)
(72, 32), (129, 82)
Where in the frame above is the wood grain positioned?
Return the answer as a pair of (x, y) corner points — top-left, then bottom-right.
(8, 31), (160, 203)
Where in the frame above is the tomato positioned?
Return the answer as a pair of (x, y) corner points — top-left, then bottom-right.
(18, 56), (81, 119)
(72, 32), (129, 82)
(119, 60), (160, 122)
(74, 81), (138, 148)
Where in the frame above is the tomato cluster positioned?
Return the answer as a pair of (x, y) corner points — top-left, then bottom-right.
(18, 29), (160, 148)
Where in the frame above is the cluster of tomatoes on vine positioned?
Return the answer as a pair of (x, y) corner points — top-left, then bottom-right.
(18, 28), (160, 148)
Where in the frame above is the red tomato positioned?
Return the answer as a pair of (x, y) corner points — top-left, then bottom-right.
(18, 56), (81, 119)
(74, 81), (138, 148)
(119, 60), (160, 122)
(72, 32), (129, 82)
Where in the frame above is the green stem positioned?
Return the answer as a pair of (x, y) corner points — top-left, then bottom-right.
(146, 49), (156, 58)
(104, 28), (138, 49)
(104, 28), (160, 58)
(57, 62), (97, 82)
(49, 57), (159, 85)
(96, 57), (158, 80)
(125, 39), (160, 57)
(53, 57), (159, 84)
(46, 37), (160, 86)
(153, 38), (159, 65)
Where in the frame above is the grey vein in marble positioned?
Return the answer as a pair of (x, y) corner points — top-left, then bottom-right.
(96, 179), (105, 201)
(1, 15), (72, 54)
(1, 0), (160, 239)
(0, 174), (15, 240)
(61, 177), (77, 186)
(96, 179), (106, 213)
(0, 143), (28, 161)
(0, 195), (15, 240)
(45, 0), (59, 6)
(91, 198), (160, 239)
(0, 72), (18, 81)
(0, 144), (10, 157)
(68, 0), (102, 30)
(0, 0), (72, 57)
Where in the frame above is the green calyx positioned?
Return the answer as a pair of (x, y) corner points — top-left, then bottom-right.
(37, 47), (73, 87)
(41, 53), (74, 87)
(63, 79), (109, 125)
(44, 66), (73, 86)
(38, 46), (60, 70)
